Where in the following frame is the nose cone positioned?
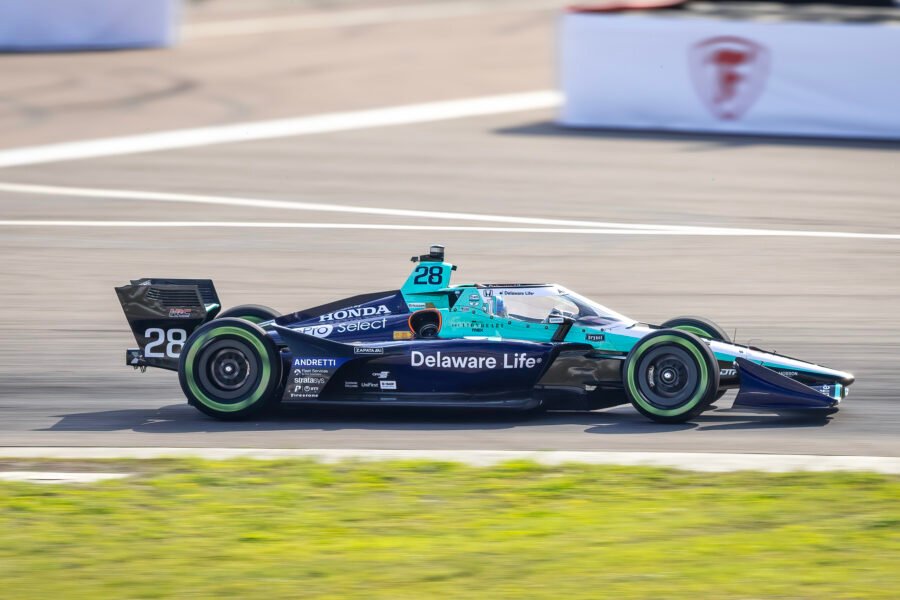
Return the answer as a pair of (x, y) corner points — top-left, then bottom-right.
(818, 365), (854, 386)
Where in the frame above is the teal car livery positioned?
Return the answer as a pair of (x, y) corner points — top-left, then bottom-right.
(116, 245), (853, 423)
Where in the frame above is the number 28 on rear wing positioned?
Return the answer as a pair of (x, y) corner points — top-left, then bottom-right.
(115, 279), (221, 371)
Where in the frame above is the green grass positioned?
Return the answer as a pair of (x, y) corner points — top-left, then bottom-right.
(1, 459), (898, 599)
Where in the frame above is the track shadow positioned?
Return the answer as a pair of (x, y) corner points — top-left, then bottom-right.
(494, 121), (900, 152)
(695, 411), (833, 432)
(42, 401), (833, 435)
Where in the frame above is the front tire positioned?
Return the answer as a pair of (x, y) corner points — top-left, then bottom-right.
(623, 329), (720, 424)
(178, 318), (282, 420)
(661, 315), (730, 402)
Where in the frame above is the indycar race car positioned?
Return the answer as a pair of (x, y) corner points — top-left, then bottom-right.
(116, 245), (854, 423)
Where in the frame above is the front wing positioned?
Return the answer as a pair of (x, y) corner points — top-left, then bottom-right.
(733, 357), (844, 413)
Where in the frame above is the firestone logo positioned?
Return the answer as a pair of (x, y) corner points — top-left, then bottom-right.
(689, 36), (770, 121)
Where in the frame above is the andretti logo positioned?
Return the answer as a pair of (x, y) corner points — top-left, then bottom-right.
(689, 36), (770, 121)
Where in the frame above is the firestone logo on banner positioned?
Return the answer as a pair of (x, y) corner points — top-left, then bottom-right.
(689, 36), (770, 121)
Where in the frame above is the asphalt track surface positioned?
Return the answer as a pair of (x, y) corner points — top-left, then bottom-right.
(1, 0), (898, 456)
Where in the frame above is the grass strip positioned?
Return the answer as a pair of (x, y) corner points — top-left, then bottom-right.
(1, 459), (898, 599)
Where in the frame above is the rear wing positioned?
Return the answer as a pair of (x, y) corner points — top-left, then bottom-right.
(115, 279), (221, 371)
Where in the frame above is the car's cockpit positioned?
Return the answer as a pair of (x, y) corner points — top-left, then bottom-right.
(480, 285), (634, 326)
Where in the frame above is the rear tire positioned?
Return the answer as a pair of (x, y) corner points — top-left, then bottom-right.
(178, 318), (282, 420)
(217, 304), (280, 324)
(661, 316), (730, 343)
(623, 329), (720, 424)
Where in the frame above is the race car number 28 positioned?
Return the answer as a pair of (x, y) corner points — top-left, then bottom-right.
(144, 327), (186, 358)
(412, 265), (443, 286)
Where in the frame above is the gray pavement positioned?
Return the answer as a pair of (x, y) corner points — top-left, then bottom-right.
(0, 0), (898, 455)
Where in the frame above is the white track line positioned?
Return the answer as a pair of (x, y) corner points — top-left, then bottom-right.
(2, 220), (900, 239)
(0, 471), (131, 484)
(1, 448), (898, 473)
(185, 0), (565, 39)
(0, 221), (683, 234)
(0, 92), (560, 169)
(0, 182), (672, 231)
(1, 182), (898, 240)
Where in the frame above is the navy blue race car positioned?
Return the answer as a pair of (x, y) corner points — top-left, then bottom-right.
(116, 245), (853, 423)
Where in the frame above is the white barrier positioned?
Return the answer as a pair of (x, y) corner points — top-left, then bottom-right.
(0, 0), (180, 50)
(559, 12), (900, 139)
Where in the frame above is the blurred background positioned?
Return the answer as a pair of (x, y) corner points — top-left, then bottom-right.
(0, 0), (898, 453)
(1, 3), (899, 598)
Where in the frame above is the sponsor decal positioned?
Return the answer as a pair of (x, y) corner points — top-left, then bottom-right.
(372, 371), (390, 379)
(380, 380), (397, 390)
(344, 381), (359, 389)
(689, 36), (770, 121)
(300, 318), (388, 338)
(285, 357), (348, 400)
(293, 357), (338, 368)
(360, 382), (379, 389)
(393, 331), (414, 341)
(411, 350), (542, 370)
(354, 346), (384, 355)
(408, 302), (426, 310)
(469, 294), (480, 300)
(496, 290), (535, 296)
(468, 300), (479, 307)
(779, 371), (799, 377)
(337, 318), (386, 334)
(585, 334), (605, 342)
(297, 324), (333, 338)
(459, 306), (470, 312)
(719, 368), (737, 377)
(548, 316), (564, 324)
(320, 304), (391, 322)
(451, 320), (501, 330)
(168, 307), (193, 319)
(809, 384), (837, 397)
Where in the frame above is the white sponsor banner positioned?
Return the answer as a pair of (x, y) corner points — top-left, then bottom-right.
(0, 0), (180, 50)
(559, 13), (900, 139)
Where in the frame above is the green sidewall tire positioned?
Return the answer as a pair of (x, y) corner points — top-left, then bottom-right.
(661, 316), (730, 403)
(623, 329), (720, 424)
(217, 304), (281, 324)
(661, 316), (730, 343)
(178, 318), (282, 420)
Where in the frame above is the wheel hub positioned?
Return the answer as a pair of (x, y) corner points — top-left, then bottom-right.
(651, 357), (689, 396)
(636, 345), (700, 409)
(209, 348), (251, 390)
